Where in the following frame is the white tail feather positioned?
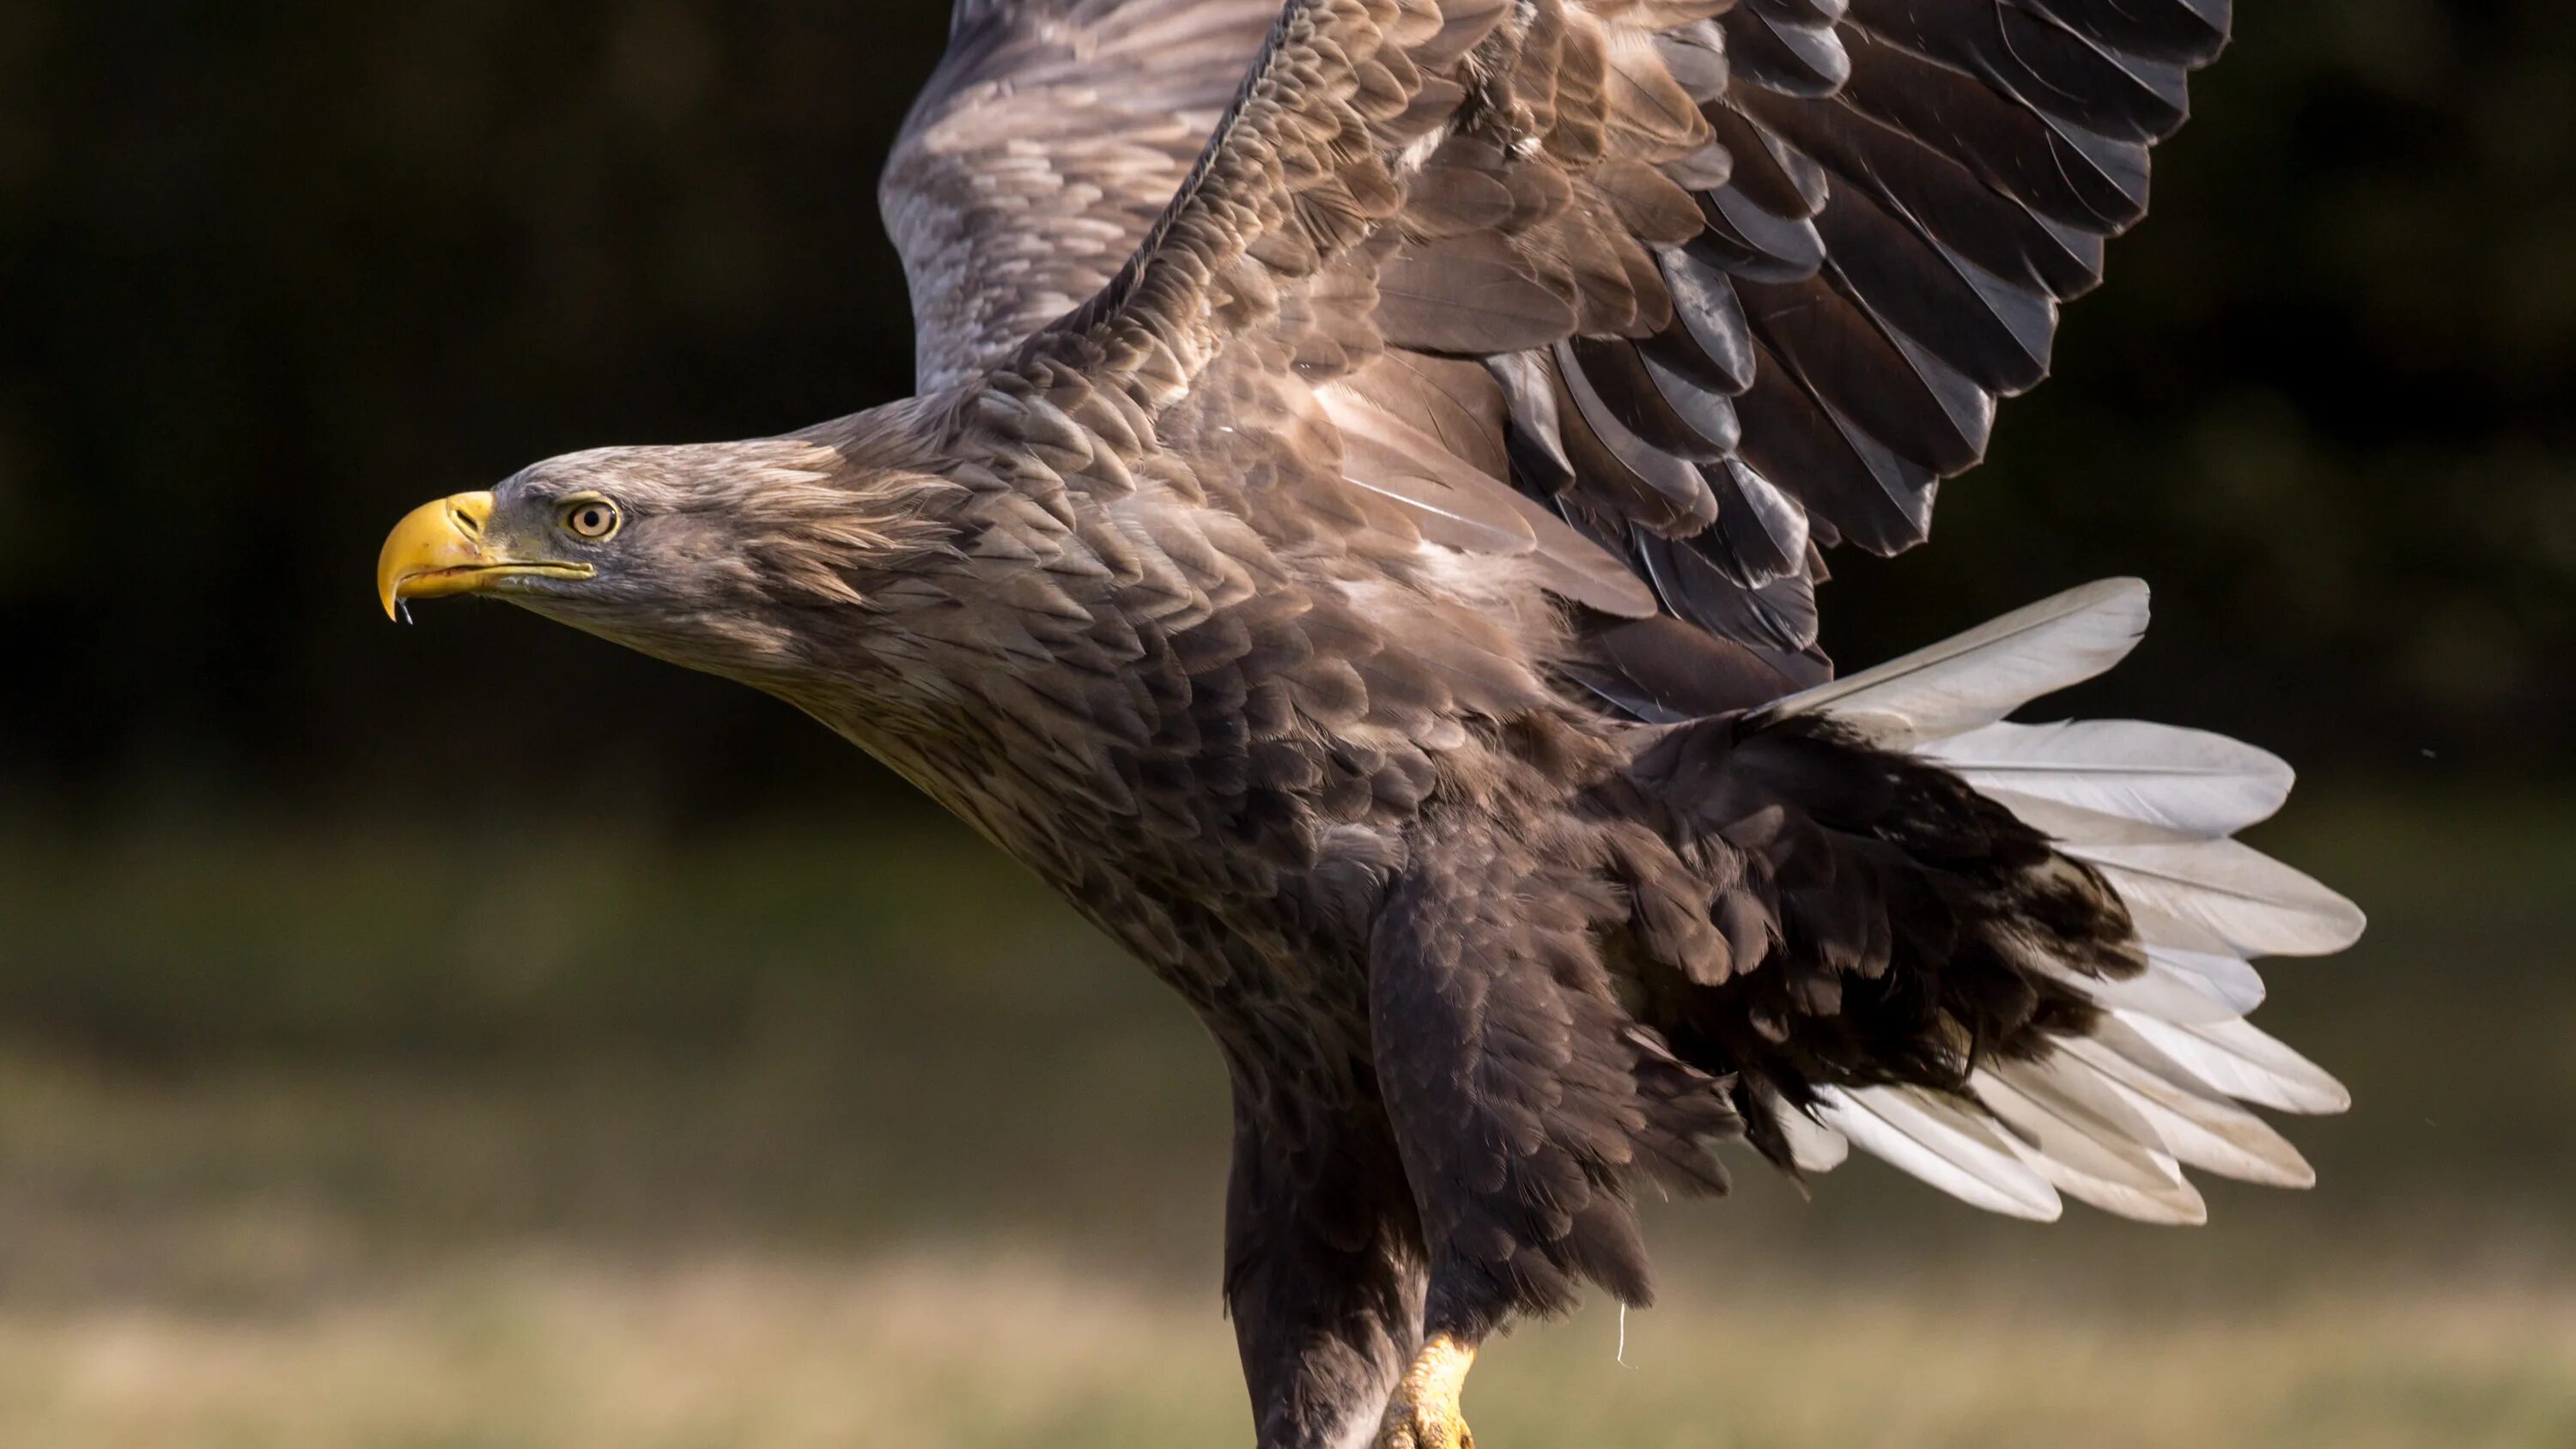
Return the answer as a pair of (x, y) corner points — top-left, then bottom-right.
(1989, 1093), (2210, 1227)
(1920, 718), (2293, 840)
(2071, 839), (2367, 959)
(1815, 1086), (2063, 1221)
(2118, 1012), (2353, 1115)
(1978, 793), (2219, 846)
(2146, 947), (2268, 1015)
(1756, 1084), (1850, 1173)
(1776, 579), (2359, 1224)
(1767, 579), (2150, 749)
(2014, 1152), (2208, 1226)
(2044, 950), (2250, 1025)
(2060, 1036), (2317, 1187)
(1975, 1058), (2190, 1203)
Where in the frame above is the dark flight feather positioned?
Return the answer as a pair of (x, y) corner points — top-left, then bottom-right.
(887, 0), (2217, 695)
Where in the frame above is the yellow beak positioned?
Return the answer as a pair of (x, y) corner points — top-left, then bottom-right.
(375, 491), (593, 621)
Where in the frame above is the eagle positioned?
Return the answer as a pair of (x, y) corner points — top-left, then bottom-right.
(376, 3), (2363, 1445)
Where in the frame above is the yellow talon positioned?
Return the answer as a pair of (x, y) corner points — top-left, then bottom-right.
(1377, 1335), (1477, 1449)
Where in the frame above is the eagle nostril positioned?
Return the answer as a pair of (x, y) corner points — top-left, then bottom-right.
(451, 506), (482, 537)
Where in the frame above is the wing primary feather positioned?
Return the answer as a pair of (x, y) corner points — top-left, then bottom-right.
(1708, 459), (1811, 585)
(1485, 350), (1580, 493)
(1693, 187), (1828, 284)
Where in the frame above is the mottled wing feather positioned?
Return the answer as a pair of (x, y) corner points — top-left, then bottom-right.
(884, 0), (1285, 392)
(898, 0), (2229, 705)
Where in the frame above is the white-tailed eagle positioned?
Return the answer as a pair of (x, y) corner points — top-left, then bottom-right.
(377, 3), (2360, 1445)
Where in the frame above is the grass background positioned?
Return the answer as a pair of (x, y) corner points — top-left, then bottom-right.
(1, 788), (2569, 1446)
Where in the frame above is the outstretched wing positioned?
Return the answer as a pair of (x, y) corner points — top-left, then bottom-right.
(902, 0), (2227, 697)
(884, 0), (1285, 393)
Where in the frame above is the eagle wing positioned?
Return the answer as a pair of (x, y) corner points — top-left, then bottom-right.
(887, 0), (2229, 705)
(884, 0), (1287, 394)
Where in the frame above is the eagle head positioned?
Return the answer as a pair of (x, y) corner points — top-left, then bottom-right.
(375, 431), (963, 682)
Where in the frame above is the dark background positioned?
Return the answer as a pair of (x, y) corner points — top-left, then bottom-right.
(5, 2), (2573, 821)
(0, 7), (2573, 1444)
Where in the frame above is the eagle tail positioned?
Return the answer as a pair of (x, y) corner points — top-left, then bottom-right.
(1650, 580), (2364, 1224)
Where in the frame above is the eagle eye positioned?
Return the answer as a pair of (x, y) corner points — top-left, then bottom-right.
(559, 495), (622, 542)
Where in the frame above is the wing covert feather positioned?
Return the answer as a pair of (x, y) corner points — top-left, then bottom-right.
(894, 0), (2231, 708)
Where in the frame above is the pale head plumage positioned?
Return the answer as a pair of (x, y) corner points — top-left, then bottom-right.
(479, 426), (965, 679)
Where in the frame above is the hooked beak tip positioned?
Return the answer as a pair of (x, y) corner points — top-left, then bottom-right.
(378, 492), (499, 622)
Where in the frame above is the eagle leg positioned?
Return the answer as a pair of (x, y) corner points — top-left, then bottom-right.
(1222, 1069), (1426, 1449)
(1374, 1335), (1477, 1449)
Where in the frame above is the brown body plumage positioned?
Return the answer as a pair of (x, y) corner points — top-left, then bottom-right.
(379, 4), (2366, 1446)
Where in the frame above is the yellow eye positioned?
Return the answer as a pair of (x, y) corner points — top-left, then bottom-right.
(561, 496), (622, 542)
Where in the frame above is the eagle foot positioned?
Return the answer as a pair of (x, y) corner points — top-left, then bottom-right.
(1376, 1335), (1477, 1449)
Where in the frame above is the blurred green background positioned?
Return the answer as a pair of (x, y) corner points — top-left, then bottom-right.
(3, 3), (2574, 1446)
